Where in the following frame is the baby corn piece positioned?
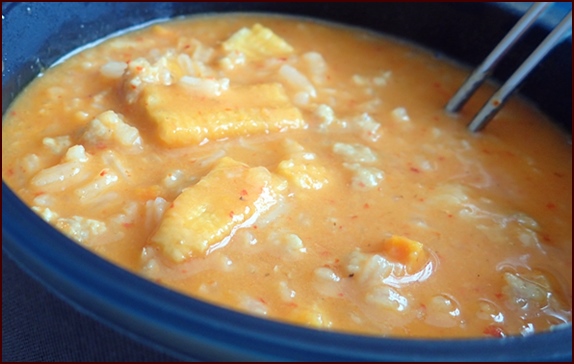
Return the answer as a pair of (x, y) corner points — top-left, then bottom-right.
(288, 303), (332, 329)
(222, 23), (294, 60)
(140, 82), (305, 146)
(150, 157), (281, 262)
(276, 139), (330, 191)
(277, 158), (329, 190)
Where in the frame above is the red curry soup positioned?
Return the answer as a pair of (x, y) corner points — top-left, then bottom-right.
(2, 13), (572, 338)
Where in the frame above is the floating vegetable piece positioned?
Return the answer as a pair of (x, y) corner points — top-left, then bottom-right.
(380, 235), (427, 273)
(140, 82), (305, 146)
(150, 157), (282, 262)
(222, 23), (294, 60)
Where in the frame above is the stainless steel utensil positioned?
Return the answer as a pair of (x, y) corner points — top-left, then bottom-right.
(446, 2), (572, 132)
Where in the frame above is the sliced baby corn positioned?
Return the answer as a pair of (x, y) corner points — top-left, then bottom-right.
(150, 157), (283, 262)
(222, 23), (294, 60)
(276, 139), (330, 191)
(140, 82), (305, 146)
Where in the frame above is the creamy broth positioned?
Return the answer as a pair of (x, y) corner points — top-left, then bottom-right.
(2, 14), (572, 338)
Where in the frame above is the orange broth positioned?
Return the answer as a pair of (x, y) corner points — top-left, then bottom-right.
(2, 14), (572, 338)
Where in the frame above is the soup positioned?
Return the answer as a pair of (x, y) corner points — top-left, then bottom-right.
(2, 13), (571, 338)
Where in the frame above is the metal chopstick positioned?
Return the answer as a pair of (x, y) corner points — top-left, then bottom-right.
(445, 3), (572, 132)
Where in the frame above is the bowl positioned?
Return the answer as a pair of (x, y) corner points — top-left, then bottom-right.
(2, 2), (572, 361)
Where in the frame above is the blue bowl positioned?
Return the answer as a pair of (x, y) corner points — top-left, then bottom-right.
(3, 2), (572, 361)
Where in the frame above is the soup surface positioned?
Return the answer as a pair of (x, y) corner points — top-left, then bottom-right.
(2, 13), (572, 338)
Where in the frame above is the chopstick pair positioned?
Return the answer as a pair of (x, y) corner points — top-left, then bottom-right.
(445, 2), (572, 132)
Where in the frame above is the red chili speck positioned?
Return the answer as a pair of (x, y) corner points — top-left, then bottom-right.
(483, 325), (505, 338)
(10, 111), (17, 116)
(494, 292), (503, 300)
(122, 223), (133, 228)
(240, 189), (248, 196)
(229, 211), (234, 218)
(364, 203), (370, 209)
(546, 202), (556, 210)
(410, 167), (420, 173)
(100, 170), (107, 176)
(554, 172), (564, 178)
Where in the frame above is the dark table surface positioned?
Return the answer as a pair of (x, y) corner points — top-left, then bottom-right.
(2, 252), (181, 362)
